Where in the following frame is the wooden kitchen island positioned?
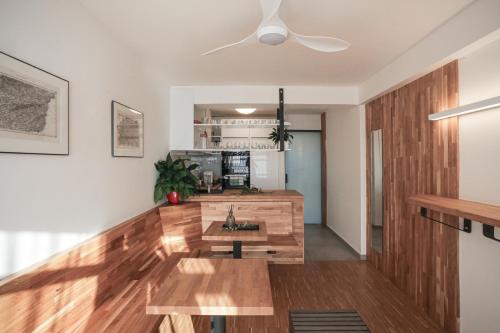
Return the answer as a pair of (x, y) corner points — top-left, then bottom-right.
(187, 190), (304, 263)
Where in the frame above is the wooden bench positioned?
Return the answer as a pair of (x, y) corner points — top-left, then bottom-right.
(0, 200), (302, 332)
(0, 203), (209, 333)
(209, 235), (299, 251)
(205, 235), (302, 263)
(80, 203), (209, 333)
(81, 248), (205, 333)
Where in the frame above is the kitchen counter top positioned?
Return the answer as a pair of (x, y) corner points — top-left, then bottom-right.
(186, 189), (303, 202)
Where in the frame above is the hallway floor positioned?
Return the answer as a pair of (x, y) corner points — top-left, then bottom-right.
(304, 224), (360, 261)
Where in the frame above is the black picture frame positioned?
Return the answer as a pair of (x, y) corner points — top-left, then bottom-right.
(0, 50), (70, 155)
(111, 100), (144, 158)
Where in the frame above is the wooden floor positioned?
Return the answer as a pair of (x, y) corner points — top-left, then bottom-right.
(191, 261), (446, 333)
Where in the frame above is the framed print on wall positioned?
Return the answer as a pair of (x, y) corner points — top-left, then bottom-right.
(0, 51), (69, 155)
(111, 100), (144, 158)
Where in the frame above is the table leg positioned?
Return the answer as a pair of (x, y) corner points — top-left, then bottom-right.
(233, 240), (242, 259)
(211, 315), (226, 333)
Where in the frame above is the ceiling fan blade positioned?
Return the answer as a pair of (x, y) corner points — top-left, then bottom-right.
(201, 32), (257, 56)
(260, 0), (282, 22)
(289, 31), (350, 53)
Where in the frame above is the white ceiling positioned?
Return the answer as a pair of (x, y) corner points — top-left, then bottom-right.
(79, 0), (473, 86)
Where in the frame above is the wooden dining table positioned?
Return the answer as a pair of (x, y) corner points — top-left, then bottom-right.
(202, 221), (267, 259)
(146, 258), (274, 333)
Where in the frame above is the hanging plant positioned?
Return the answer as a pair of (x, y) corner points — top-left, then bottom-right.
(268, 128), (294, 145)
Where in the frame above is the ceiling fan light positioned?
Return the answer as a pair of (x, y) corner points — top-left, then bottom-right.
(260, 33), (286, 45)
(236, 108), (256, 114)
(258, 25), (287, 46)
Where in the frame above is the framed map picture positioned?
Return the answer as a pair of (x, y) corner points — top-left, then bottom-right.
(112, 101), (144, 157)
(0, 51), (69, 155)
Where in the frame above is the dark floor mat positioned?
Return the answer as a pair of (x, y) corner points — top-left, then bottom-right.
(289, 310), (370, 332)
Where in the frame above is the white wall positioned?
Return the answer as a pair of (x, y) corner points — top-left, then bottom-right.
(190, 86), (359, 106)
(325, 106), (366, 255)
(169, 87), (194, 150)
(286, 114), (321, 131)
(0, 0), (169, 278)
(359, 0), (500, 103)
(458, 38), (500, 333)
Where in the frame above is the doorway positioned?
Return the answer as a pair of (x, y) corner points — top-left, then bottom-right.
(286, 128), (360, 261)
(285, 131), (322, 224)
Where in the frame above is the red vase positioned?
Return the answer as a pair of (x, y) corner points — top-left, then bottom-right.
(166, 191), (180, 205)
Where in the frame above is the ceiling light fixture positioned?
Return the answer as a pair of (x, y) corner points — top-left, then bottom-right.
(236, 108), (256, 114)
(429, 95), (500, 121)
(201, 0), (350, 56)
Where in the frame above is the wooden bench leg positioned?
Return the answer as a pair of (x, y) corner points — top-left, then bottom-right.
(158, 314), (195, 333)
(233, 241), (242, 259)
(212, 315), (226, 333)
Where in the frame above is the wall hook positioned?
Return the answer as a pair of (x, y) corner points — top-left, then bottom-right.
(483, 224), (500, 242)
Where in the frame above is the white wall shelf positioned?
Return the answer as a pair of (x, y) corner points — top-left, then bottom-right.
(194, 122), (290, 128)
(175, 148), (291, 152)
(194, 118), (292, 151)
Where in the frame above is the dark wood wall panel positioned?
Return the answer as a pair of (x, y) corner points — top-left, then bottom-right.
(365, 61), (459, 333)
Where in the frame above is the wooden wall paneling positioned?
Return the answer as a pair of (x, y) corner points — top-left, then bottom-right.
(200, 202), (293, 235)
(291, 197), (305, 262)
(365, 61), (459, 333)
(0, 203), (205, 333)
(197, 196), (304, 264)
(365, 93), (394, 275)
(0, 207), (163, 333)
(158, 202), (203, 253)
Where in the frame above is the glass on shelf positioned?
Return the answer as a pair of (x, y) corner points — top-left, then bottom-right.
(195, 118), (286, 126)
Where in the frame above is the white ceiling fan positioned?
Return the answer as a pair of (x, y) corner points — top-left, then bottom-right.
(202, 0), (350, 56)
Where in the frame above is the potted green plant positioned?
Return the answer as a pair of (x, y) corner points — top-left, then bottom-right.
(268, 128), (294, 147)
(154, 153), (199, 204)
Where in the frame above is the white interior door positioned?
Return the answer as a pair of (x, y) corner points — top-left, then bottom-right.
(285, 132), (322, 224)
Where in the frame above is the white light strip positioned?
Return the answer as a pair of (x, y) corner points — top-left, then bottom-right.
(429, 95), (500, 121)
